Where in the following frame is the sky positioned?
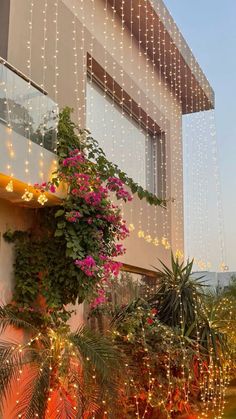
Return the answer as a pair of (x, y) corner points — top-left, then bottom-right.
(164, 0), (236, 271)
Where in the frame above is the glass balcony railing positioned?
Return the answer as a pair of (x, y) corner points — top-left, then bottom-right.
(0, 58), (58, 152)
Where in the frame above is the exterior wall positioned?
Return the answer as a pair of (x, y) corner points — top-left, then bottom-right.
(0, 198), (33, 305)
(0, 0), (10, 59)
(0, 0), (184, 281)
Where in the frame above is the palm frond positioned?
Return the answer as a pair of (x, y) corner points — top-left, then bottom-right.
(70, 326), (122, 380)
(14, 359), (50, 419)
(0, 343), (24, 415)
(53, 388), (77, 419)
(68, 367), (99, 417)
(0, 306), (39, 335)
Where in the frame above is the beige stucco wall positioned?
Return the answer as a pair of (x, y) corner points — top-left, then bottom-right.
(1, 0), (184, 279)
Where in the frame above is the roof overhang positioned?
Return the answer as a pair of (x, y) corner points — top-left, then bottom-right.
(107, 0), (214, 114)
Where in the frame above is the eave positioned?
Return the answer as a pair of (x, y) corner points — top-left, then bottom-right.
(107, 0), (214, 114)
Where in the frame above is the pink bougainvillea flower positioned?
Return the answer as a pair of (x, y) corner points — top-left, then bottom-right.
(107, 176), (124, 189)
(62, 153), (84, 167)
(75, 173), (90, 183)
(71, 188), (80, 196)
(90, 288), (107, 309)
(116, 189), (133, 202)
(117, 222), (130, 240)
(75, 255), (98, 277)
(66, 210), (82, 223)
(34, 182), (47, 191)
(107, 176), (133, 202)
(49, 184), (56, 193)
(84, 191), (102, 206)
(112, 243), (126, 257)
(69, 148), (84, 157)
(103, 260), (123, 278)
(99, 254), (108, 261)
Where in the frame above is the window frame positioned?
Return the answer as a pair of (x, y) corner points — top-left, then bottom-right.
(87, 54), (166, 196)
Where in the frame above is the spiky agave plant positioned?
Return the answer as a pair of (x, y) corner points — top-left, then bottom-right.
(0, 306), (123, 419)
(149, 253), (206, 333)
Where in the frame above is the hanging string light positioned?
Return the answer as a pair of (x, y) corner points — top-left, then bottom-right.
(155, 1), (166, 252)
(87, 0), (95, 128)
(210, 111), (227, 272)
(21, 0), (34, 202)
(53, 0), (59, 106)
(136, 0), (145, 242)
(72, 4), (81, 125)
(1, 67), (15, 187)
(38, 0), (48, 184)
(53, 0), (59, 160)
(149, 6), (160, 249)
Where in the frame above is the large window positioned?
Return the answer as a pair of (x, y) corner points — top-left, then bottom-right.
(86, 80), (159, 193)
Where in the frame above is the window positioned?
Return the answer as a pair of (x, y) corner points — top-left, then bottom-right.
(86, 80), (159, 194)
(86, 269), (159, 332)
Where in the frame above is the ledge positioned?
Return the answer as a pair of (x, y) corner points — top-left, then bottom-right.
(107, 0), (214, 114)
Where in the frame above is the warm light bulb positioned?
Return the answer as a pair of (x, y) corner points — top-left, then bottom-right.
(152, 238), (159, 246)
(145, 235), (152, 243)
(161, 236), (167, 246)
(138, 230), (145, 238)
(175, 249), (183, 259)
(37, 193), (48, 206)
(129, 223), (135, 232)
(22, 189), (34, 202)
(6, 180), (13, 192)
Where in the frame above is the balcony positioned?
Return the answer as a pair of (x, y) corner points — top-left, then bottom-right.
(0, 58), (58, 204)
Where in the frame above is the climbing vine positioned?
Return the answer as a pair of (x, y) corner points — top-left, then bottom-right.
(5, 108), (148, 314)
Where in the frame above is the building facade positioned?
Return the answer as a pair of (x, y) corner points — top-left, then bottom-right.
(0, 0), (214, 305)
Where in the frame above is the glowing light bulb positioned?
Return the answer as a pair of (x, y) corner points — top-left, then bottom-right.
(175, 249), (183, 259)
(152, 238), (159, 246)
(37, 193), (48, 206)
(129, 223), (135, 232)
(161, 236), (167, 246)
(6, 180), (13, 192)
(138, 230), (145, 238)
(145, 235), (152, 243)
(22, 189), (34, 202)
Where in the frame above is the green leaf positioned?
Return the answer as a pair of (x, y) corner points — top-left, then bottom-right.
(54, 229), (64, 237)
(55, 209), (65, 218)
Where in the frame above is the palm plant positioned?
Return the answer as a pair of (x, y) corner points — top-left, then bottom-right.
(149, 254), (206, 333)
(0, 306), (123, 418)
(198, 292), (235, 360)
